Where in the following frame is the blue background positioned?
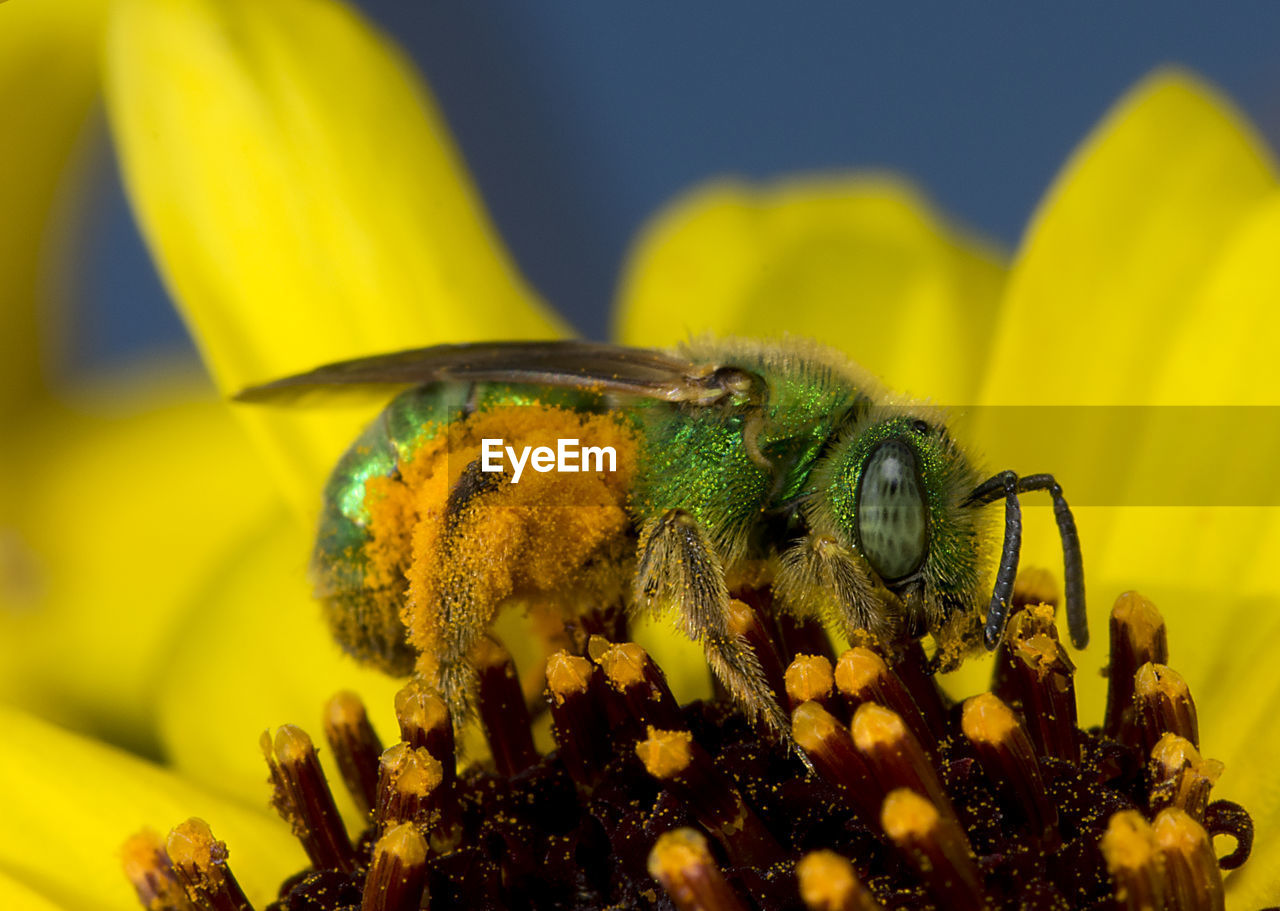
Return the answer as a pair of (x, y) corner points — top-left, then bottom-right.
(77, 3), (1280, 370)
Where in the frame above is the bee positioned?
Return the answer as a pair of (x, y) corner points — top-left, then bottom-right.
(239, 337), (1086, 738)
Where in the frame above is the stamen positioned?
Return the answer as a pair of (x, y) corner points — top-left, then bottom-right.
(562, 601), (628, 655)
(472, 635), (538, 776)
(990, 601), (1055, 699)
(374, 743), (442, 832)
(1134, 662), (1199, 754)
(1148, 733), (1222, 822)
(637, 726), (782, 868)
(850, 703), (957, 827)
(121, 829), (193, 911)
(892, 640), (951, 739)
(648, 828), (750, 911)
(597, 638), (686, 732)
(1152, 808), (1225, 911)
(791, 700), (881, 825)
(880, 789), (986, 911)
(795, 850), (885, 911)
(727, 597), (789, 705)
(1101, 810), (1165, 911)
(125, 582), (1261, 911)
(546, 649), (612, 785)
(360, 823), (430, 911)
(1011, 566), (1058, 611)
(846, 633), (951, 740)
(546, 649), (593, 699)
(165, 819), (255, 911)
(322, 691), (383, 817)
(835, 646), (937, 756)
(394, 677), (455, 785)
(960, 692), (1058, 844)
(585, 635), (646, 738)
(995, 607), (1079, 761)
(1104, 592), (1168, 744)
(776, 611), (837, 665)
(784, 654), (835, 712)
(261, 725), (357, 873)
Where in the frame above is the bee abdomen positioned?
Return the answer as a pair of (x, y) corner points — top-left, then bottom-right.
(320, 587), (417, 676)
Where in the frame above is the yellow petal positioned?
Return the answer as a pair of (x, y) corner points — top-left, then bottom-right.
(1082, 203), (1280, 736)
(0, 704), (300, 910)
(0, 872), (66, 911)
(1156, 191), (1280, 405)
(0, 0), (106, 414)
(1184, 595), (1280, 909)
(104, 0), (567, 510)
(1086, 173), (1280, 670)
(962, 72), (1280, 716)
(0, 363), (277, 751)
(979, 69), (1276, 406)
(615, 175), (1005, 403)
(154, 511), (403, 815)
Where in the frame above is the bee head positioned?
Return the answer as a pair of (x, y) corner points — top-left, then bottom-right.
(811, 412), (989, 628)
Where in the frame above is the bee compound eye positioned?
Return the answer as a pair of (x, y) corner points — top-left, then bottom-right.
(856, 439), (929, 582)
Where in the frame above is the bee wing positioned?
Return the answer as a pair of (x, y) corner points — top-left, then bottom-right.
(234, 340), (733, 405)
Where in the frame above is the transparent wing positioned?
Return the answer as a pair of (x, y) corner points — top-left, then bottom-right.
(235, 340), (741, 406)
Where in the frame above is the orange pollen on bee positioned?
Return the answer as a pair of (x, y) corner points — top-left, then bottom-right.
(359, 403), (640, 676)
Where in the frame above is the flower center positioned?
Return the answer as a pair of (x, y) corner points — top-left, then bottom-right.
(123, 583), (1255, 911)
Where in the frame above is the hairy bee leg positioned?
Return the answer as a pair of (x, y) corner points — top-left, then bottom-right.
(774, 533), (899, 645)
(635, 510), (790, 739)
(430, 458), (508, 722)
(927, 600), (985, 673)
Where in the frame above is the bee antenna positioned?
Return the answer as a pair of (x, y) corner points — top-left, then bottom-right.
(1015, 474), (1087, 650)
(965, 472), (1022, 649)
(964, 472), (1088, 651)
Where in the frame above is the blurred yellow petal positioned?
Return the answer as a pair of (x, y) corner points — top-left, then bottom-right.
(615, 176), (1005, 403)
(154, 512), (402, 814)
(0, 0), (105, 416)
(979, 69), (1276, 407)
(1175, 594), (1280, 909)
(1157, 191), (1280, 405)
(0, 364), (277, 752)
(0, 704), (299, 910)
(104, 0), (567, 510)
(1079, 196), (1280, 729)
(0, 871), (66, 911)
(956, 73), (1280, 730)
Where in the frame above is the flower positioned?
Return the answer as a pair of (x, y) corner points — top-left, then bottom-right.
(1, 0), (1279, 907)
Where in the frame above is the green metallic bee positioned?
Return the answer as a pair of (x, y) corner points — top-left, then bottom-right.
(240, 337), (1086, 737)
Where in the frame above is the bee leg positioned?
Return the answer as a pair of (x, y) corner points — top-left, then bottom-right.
(635, 509), (791, 740)
(926, 596), (985, 673)
(774, 533), (901, 646)
(429, 457), (509, 723)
